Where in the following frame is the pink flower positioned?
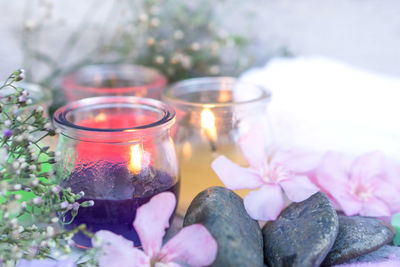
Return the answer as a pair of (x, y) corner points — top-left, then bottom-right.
(94, 192), (217, 267)
(315, 151), (400, 217)
(211, 130), (319, 221)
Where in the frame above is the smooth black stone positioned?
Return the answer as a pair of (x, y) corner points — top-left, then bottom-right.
(262, 192), (339, 267)
(322, 215), (395, 266)
(342, 245), (400, 265)
(183, 187), (264, 267)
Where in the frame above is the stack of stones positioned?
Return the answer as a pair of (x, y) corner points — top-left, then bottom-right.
(183, 187), (398, 267)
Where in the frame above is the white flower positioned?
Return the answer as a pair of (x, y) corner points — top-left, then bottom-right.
(174, 30), (184, 40)
(191, 42), (200, 51)
(138, 13), (148, 22)
(150, 17), (160, 27)
(154, 55), (165, 64)
(24, 19), (37, 31)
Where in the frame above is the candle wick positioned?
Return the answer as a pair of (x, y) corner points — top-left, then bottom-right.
(210, 139), (217, 152)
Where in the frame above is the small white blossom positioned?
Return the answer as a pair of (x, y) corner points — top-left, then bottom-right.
(35, 106), (44, 113)
(24, 19), (36, 31)
(29, 165), (37, 171)
(138, 13), (148, 22)
(59, 201), (69, 209)
(191, 42), (200, 51)
(51, 185), (61, 194)
(150, 17), (160, 27)
(31, 179), (39, 187)
(13, 184), (21, 190)
(4, 120), (11, 127)
(46, 226), (55, 237)
(173, 30), (184, 40)
(9, 218), (18, 227)
(12, 105), (18, 115)
(32, 197), (42, 205)
(154, 55), (165, 64)
(12, 161), (20, 169)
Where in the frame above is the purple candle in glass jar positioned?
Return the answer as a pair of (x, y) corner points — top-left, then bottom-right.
(53, 96), (180, 248)
(63, 163), (179, 247)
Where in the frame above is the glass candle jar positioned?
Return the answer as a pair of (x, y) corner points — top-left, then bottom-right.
(163, 77), (272, 214)
(62, 64), (167, 101)
(53, 96), (179, 247)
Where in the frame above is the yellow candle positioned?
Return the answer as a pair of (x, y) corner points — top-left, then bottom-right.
(177, 143), (250, 214)
(163, 77), (271, 215)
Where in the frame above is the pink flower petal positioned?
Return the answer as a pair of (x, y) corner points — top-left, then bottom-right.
(315, 152), (363, 215)
(160, 224), (218, 267)
(211, 156), (263, 190)
(133, 192), (176, 257)
(336, 191), (363, 216)
(373, 180), (400, 213)
(280, 175), (319, 202)
(360, 197), (391, 217)
(94, 230), (149, 267)
(273, 150), (323, 173)
(243, 184), (285, 221)
(239, 129), (267, 170)
(351, 151), (385, 182)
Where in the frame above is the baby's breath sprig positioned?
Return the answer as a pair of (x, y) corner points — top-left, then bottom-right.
(0, 70), (94, 265)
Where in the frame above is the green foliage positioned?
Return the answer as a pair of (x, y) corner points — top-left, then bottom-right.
(0, 70), (94, 265)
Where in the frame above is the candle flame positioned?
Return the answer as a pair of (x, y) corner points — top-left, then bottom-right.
(200, 108), (217, 142)
(94, 113), (107, 123)
(129, 144), (143, 175)
(218, 90), (231, 103)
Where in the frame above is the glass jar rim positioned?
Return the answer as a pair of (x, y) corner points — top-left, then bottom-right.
(53, 96), (175, 141)
(62, 64), (167, 94)
(163, 76), (271, 108)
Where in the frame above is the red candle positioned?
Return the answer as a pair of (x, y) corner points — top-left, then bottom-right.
(53, 96), (179, 247)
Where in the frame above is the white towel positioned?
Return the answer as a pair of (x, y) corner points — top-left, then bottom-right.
(241, 56), (400, 159)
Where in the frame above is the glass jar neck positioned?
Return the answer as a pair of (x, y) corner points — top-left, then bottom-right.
(163, 76), (271, 111)
(62, 64), (167, 94)
(53, 96), (175, 143)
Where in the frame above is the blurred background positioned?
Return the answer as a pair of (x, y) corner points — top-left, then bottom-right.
(1, 0), (400, 78)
